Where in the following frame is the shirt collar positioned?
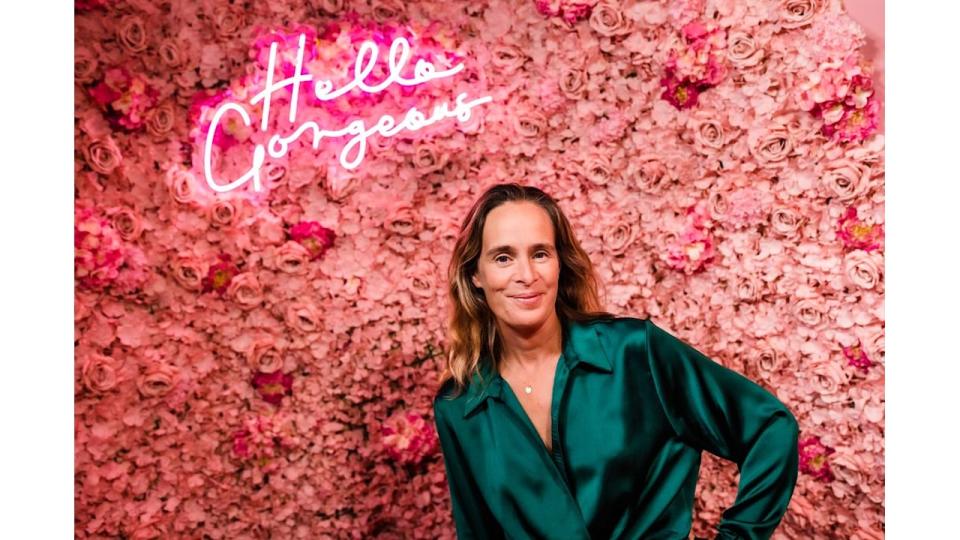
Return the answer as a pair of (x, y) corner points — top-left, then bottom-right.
(462, 318), (614, 418)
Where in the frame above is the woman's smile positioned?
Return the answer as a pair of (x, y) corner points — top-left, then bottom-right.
(510, 292), (544, 307)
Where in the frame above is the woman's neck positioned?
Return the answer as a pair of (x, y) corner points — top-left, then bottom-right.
(496, 315), (563, 371)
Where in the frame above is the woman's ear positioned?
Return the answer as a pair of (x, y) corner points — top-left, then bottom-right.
(471, 272), (481, 289)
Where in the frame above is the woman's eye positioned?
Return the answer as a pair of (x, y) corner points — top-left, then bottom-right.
(535, 251), (548, 259)
(495, 255), (509, 263)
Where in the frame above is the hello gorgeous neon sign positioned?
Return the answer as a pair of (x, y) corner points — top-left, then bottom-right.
(203, 33), (493, 193)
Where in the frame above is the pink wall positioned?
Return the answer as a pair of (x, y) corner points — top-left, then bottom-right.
(844, 0), (884, 132)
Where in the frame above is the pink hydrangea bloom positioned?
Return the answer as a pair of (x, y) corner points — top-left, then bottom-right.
(821, 97), (880, 143)
(87, 67), (158, 131)
(231, 414), (297, 469)
(381, 411), (438, 465)
(799, 435), (836, 482)
(189, 89), (250, 151)
(534, 0), (598, 25)
(660, 20), (727, 110)
(75, 206), (126, 289)
(797, 55), (881, 143)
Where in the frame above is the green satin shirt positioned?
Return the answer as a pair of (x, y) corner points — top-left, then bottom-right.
(433, 316), (799, 540)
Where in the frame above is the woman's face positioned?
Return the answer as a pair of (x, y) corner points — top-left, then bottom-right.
(471, 201), (561, 331)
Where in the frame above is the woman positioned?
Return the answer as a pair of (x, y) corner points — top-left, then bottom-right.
(433, 184), (799, 540)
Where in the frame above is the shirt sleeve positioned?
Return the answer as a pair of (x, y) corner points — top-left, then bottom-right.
(642, 318), (800, 540)
(433, 396), (505, 540)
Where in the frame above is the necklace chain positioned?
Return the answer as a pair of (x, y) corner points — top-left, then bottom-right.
(506, 356), (554, 395)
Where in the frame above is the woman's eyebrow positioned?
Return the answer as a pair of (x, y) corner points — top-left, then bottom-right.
(485, 243), (555, 256)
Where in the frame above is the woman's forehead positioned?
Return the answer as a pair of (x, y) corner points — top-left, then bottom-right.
(483, 203), (554, 244)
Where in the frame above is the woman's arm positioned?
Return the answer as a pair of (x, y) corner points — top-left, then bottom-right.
(433, 396), (506, 540)
(643, 318), (800, 540)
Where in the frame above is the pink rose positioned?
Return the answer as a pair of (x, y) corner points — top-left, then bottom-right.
(558, 66), (587, 100)
(116, 15), (148, 54)
(589, 2), (626, 37)
(822, 159), (873, 202)
(84, 137), (122, 175)
(779, 0), (819, 29)
(385, 234), (417, 255)
(756, 344), (787, 381)
(212, 6), (245, 38)
(690, 114), (727, 154)
(749, 128), (793, 165)
(830, 447), (869, 490)
(170, 255), (207, 292)
(157, 39), (183, 68)
(108, 207), (142, 242)
(275, 241), (311, 274)
(843, 250), (881, 290)
(167, 168), (200, 206)
(411, 143), (450, 176)
(793, 297), (825, 327)
(146, 102), (176, 139)
(248, 339), (285, 373)
(512, 111), (547, 139)
(726, 30), (765, 69)
(285, 301), (322, 334)
(385, 205), (424, 237)
(581, 154), (614, 186)
(735, 274), (762, 303)
(228, 272), (264, 309)
(490, 44), (527, 74)
(209, 200), (237, 228)
(322, 167), (361, 201)
(805, 358), (850, 401)
(137, 365), (177, 398)
(315, 0), (344, 15)
(81, 353), (121, 393)
(402, 260), (438, 300)
(371, 0), (405, 23)
(601, 218), (637, 256)
(75, 46), (98, 84)
(631, 155), (670, 192)
(769, 206), (805, 238)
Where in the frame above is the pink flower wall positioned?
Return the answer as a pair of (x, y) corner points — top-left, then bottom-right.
(74, 0), (884, 538)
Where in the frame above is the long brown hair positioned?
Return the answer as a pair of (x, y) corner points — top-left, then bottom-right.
(439, 183), (616, 398)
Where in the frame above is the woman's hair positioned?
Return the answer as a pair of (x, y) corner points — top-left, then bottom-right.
(439, 183), (616, 398)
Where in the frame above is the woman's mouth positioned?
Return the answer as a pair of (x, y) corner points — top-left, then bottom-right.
(510, 293), (543, 307)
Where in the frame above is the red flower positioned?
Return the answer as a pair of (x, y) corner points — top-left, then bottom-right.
(251, 370), (293, 406)
(842, 341), (874, 373)
(799, 435), (836, 482)
(660, 73), (701, 110)
(201, 253), (240, 296)
(837, 207), (884, 252)
(289, 221), (336, 261)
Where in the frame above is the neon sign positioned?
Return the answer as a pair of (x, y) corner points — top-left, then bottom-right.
(202, 33), (493, 193)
